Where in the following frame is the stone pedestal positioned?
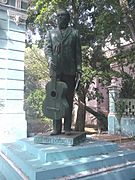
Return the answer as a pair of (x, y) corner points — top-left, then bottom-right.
(34, 131), (86, 146)
(1, 137), (135, 179)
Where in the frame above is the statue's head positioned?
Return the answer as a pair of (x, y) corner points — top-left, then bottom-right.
(57, 8), (70, 29)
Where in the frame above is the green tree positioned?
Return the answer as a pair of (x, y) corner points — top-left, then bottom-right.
(27, 0), (135, 131)
(24, 45), (49, 120)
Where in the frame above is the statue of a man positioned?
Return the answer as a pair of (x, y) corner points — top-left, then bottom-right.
(44, 8), (82, 135)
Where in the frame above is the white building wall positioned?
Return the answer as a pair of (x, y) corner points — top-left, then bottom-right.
(0, 7), (27, 142)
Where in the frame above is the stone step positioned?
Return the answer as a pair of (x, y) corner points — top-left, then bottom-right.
(1, 139), (135, 180)
(0, 151), (26, 180)
(16, 138), (118, 163)
(41, 150), (135, 179)
(0, 171), (6, 180)
(1, 143), (42, 180)
(80, 164), (135, 180)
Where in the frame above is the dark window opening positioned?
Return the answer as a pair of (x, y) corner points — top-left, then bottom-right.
(7, 0), (15, 6)
(21, 1), (27, 10)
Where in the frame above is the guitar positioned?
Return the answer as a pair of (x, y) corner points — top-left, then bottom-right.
(43, 70), (69, 120)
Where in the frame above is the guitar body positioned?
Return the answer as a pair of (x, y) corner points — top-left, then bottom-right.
(43, 80), (69, 120)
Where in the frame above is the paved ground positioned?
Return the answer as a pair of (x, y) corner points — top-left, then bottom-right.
(119, 141), (135, 150)
(90, 133), (135, 150)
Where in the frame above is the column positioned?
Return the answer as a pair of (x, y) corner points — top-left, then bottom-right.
(108, 77), (121, 134)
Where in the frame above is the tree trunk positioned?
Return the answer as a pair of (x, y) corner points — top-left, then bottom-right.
(85, 105), (108, 130)
(75, 93), (86, 132)
(74, 86), (86, 132)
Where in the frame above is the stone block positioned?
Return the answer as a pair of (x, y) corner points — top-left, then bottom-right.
(34, 131), (86, 146)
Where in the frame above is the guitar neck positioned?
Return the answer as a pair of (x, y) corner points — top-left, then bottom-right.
(51, 70), (57, 90)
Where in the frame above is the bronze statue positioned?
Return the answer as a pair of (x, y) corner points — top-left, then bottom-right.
(44, 8), (82, 135)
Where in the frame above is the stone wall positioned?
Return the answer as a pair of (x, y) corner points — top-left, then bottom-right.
(0, 2), (27, 142)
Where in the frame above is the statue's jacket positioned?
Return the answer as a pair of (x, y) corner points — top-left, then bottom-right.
(44, 27), (82, 76)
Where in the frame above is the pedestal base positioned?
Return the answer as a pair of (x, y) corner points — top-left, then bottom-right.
(1, 137), (135, 179)
(34, 131), (86, 146)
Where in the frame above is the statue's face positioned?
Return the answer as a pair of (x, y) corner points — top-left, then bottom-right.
(57, 11), (69, 29)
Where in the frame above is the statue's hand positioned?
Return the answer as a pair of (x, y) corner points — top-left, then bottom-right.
(77, 68), (82, 78)
(48, 59), (56, 71)
(77, 65), (82, 76)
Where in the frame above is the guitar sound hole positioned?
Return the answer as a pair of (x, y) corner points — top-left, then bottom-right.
(51, 91), (56, 97)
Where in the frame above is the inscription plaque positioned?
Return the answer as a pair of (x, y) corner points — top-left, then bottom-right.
(34, 132), (86, 146)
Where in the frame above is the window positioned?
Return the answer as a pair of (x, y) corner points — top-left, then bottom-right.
(8, 0), (15, 6)
(21, 1), (27, 10)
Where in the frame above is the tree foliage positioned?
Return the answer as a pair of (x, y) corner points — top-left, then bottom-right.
(26, 0), (135, 130)
(24, 45), (49, 120)
(27, 0), (135, 82)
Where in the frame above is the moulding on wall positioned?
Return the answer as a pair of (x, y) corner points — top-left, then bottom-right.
(7, 9), (27, 25)
(0, 0), (7, 4)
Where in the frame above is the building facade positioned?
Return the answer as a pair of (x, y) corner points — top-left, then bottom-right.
(0, 0), (28, 142)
